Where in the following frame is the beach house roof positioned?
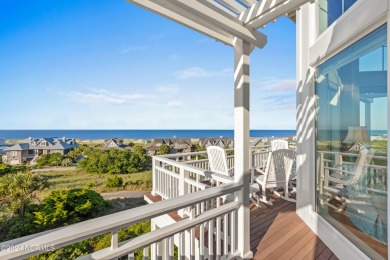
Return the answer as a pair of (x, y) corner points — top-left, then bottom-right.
(6, 137), (78, 151)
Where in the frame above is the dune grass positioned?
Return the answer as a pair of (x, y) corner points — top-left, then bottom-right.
(38, 169), (152, 198)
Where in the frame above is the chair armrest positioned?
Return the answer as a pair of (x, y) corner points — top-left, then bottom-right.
(326, 176), (348, 186)
(324, 166), (355, 175)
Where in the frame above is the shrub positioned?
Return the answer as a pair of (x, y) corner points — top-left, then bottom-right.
(33, 189), (108, 228)
(0, 164), (16, 176)
(48, 153), (64, 166)
(158, 144), (170, 155)
(0, 172), (48, 217)
(61, 158), (73, 167)
(106, 175), (123, 188)
(35, 154), (51, 167)
(78, 149), (151, 174)
(84, 181), (95, 189)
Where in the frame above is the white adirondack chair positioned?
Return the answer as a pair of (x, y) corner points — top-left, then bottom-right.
(251, 149), (296, 206)
(270, 139), (289, 151)
(206, 146), (234, 177)
(323, 148), (375, 212)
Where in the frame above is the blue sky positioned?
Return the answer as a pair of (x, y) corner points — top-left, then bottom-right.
(0, 0), (296, 130)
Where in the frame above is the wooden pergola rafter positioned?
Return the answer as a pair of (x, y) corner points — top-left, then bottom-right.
(127, 0), (312, 48)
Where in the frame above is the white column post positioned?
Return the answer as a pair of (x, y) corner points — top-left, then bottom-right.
(233, 38), (253, 259)
(152, 157), (157, 196)
(178, 167), (187, 217)
(386, 7), (390, 249)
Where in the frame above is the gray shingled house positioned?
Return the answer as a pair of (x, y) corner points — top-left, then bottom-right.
(4, 137), (78, 165)
(145, 138), (192, 156)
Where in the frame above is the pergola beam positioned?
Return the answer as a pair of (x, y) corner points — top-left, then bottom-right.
(198, 0), (238, 17)
(166, 0), (267, 48)
(239, 0), (312, 29)
(127, 0), (234, 46)
(216, 0), (247, 14)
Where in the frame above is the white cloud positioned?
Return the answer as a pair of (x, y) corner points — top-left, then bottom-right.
(156, 85), (178, 94)
(254, 78), (296, 92)
(167, 101), (183, 107)
(252, 77), (296, 111)
(61, 88), (150, 105)
(175, 67), (232, 79)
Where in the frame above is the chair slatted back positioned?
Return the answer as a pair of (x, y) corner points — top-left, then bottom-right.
(265, 149), (296, 188)
(207, 146), (230, 176)
(348, 148), (375, 190)
(271, 140), (289, 151)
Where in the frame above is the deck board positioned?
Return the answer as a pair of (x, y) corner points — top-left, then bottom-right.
(144, 192), (337, 260)
(251, 197), (337, 260)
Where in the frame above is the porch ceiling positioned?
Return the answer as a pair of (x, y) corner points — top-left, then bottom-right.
(127, 0), (312, 49)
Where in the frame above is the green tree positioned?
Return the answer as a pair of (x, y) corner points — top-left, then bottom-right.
(33, 189), (107, 228)
(78, 149), (151, 174)
(61, 157), (73, 167)
(66, 145), (92, 161)
(48, 153), (64, 166)
(132, 144), (146, 156)
(0, 164), (16, 176)
(158, 144), (170, 155)
(36, 154), (51, 167)
(0, 172), (48, 217)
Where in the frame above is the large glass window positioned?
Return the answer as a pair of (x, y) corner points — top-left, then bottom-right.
(319, 0), (358, 34)
(316, 25), (388, 259)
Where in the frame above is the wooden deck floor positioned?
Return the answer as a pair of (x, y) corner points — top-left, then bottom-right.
(144, 192), (338, 259)
(250, 196), (337, 260)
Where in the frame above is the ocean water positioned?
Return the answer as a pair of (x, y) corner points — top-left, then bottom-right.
(0, 130), (296, 140)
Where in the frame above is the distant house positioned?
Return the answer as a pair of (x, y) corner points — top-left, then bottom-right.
(198, 138), (216, 147)
(146, 138), (192, 156)
(0, 139), (11, 159)
(4, 137), (78, 165)
(198, 138), (234, 148)
(371, 135), (388, 142)
(104, 138), (124, 148)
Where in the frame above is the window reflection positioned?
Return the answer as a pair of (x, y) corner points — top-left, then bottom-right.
(319, 0), (358, 34)
(315, 25), (388, 259)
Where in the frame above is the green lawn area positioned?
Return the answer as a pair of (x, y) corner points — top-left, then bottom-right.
(39, 169), (152, 198)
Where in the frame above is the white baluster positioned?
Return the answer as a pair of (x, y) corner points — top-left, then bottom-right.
(168, 237), (174, 259)
(179, 232), (185, 260)
(224, 213), (229, 256)
(111, 228), (118, 250)
(216, 198), (222, 257)
(208, 220), (214, 259)
(143, 247), (149, 260)
(200, 223), (205, 259)
(231, 211), (236, 254)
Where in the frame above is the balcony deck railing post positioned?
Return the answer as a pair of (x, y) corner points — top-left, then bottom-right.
(152, 157), (157, 196)
(233, 38), (253, 259)
(178, 167), (186, 217)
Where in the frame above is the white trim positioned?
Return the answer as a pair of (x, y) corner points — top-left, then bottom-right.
(297, 1), (389, 258)
(233, 38), (252, 259)
(127, 0), (267, 48)
(309, 0), (388, 67)
(387, 3), (390, 249)
(239, 0), (313, 29)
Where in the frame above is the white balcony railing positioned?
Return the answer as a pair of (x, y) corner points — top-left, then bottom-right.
(0, 145), (283, 260)
(151, 146), (272, 202)
(0, 182), (242, 260)
(318, 150), (388, 191)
